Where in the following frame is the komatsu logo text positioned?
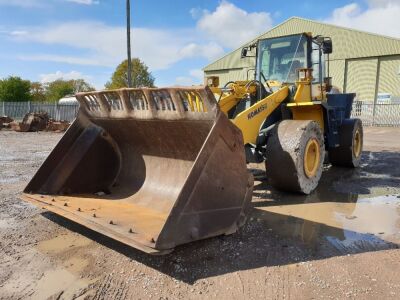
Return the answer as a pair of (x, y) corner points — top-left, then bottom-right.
(247, 104), (267, 120)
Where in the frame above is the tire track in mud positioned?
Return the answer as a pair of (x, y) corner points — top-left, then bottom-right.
(234, 272), (245, 297)
(93, 272), (135, 300)
(274, 266), (291, 300)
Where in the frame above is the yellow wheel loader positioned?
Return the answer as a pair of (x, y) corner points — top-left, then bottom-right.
(21, 33), (362, 254)
(208, 33), (363, 194)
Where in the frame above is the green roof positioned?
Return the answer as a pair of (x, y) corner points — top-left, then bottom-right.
(204, 17), (400, 71)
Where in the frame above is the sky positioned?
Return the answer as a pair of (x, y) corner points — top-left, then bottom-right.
(0, 0), (399, 89)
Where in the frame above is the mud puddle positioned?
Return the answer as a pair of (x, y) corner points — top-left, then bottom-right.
(253, 193), (400, 254)
(0, 248), (93, 300)
(29, 268), (89, 300)
(37, 233), (92, 254)
(1, 232), (95, 299)
(2, 266), (92, 300)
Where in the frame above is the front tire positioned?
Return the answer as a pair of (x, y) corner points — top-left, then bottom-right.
(328, 118), (363, 167)
(265, 120), (325, 194)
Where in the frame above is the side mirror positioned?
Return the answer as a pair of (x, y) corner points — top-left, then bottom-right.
(241, 48), (248, 58)
(322, 40), (332, 54)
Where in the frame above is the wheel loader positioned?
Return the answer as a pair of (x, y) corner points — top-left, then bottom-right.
(207, 32), (363, 194)
(21, 32), (363, 254)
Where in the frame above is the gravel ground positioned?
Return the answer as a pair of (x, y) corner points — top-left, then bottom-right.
(0, 127), (399, 299)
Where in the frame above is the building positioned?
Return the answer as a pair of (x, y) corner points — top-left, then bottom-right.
(203, 17), (400, 103)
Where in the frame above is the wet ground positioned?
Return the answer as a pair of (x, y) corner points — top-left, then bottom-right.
(0, 127), (400, 299)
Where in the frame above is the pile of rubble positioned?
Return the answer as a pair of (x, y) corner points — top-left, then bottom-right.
(0, 116), (14, 130)
(2, 112), (71, 132)
(46, 120), (71, 132)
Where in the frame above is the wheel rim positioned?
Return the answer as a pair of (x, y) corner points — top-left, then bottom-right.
(353, 129), (362, 158)
(304, 138), (320, 178)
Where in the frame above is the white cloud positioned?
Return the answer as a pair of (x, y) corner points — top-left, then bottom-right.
(366, 0), (398, 8)
(39, 70), (91, 83)
(12, 21), (225, 71)
(0, 0), (43, 7)
(0, 0), (99, 6)
(16, 21), (126, 67)
(195, 1), (273, 48)
(6, 1), (277, 87)
(175, 69), (204, 86)
(19, 54), (101, 66)
(330, 3), (361, 20)
(10, 30), (28, 36)
(66, 0), (99, 4)
(189, 69), (204, 81)
(175, 76), (196, 86)
(325, 1), (400, 38)
(179, 42), (224, 61)
(190, 7), (206, 19)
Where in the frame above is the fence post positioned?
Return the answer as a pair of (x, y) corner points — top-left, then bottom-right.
(372, 59), (381, 126)
(28, 101), (32, 113)
(55, 102), (58, 121)
(1, 101), (4, 116)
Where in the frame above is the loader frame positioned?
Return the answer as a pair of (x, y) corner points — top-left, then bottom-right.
(209, 33), (356, 163)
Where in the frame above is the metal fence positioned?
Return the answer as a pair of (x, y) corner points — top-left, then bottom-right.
(352, 101), (400, 127)
(1, 100), (400, 126)
(1, 101), (79, 122)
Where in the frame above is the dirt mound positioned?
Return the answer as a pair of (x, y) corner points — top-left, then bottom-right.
(19, 112), (49, 132)
(0, 116), (14, 129)
(9, 112), (70, 133)
(45, 120), (70, 132)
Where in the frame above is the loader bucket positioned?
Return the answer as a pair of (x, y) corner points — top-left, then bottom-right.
(21, 86), (253, 254)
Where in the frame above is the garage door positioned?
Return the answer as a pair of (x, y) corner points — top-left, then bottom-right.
(378, 56), (400, 103)
(345, 58), (378, 102)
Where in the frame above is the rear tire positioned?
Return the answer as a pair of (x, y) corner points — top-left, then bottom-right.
(265, 120), (325, 194)
(328, 118), (363, 167)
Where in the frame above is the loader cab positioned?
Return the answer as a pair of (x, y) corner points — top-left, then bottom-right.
(249, 33), (332, 94)
(255, 33), (311, 85)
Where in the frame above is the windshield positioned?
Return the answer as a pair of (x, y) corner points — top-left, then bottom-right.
(257, 34), (309, 83)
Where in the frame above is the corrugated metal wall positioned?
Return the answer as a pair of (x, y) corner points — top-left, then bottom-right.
(345, 59), (378, 101)
(205, 68), (250, 86)
(328, 60), (345, 92)
(378, 56), (400, 102)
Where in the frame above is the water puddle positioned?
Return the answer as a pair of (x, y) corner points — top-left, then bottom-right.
(37, 233), (92, 254)
(0, 248), (92, 300)
(64, 256), (90, 274)
(253, 193), (400, 254)
(30, 268), (89, 300)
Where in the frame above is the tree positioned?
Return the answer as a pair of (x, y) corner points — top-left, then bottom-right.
(30, 82), (46, 102)
(72, 79), (95, 94)
(106, 58), (155, 89)
(45, 80), (74, 102)
(45, 79), (95, 102)
(0, 76), (31, 102)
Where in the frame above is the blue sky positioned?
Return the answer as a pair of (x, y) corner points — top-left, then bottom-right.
(0, 0), (399, 89)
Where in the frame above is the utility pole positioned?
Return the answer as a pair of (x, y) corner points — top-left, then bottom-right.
(126, 0), (132, 88)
